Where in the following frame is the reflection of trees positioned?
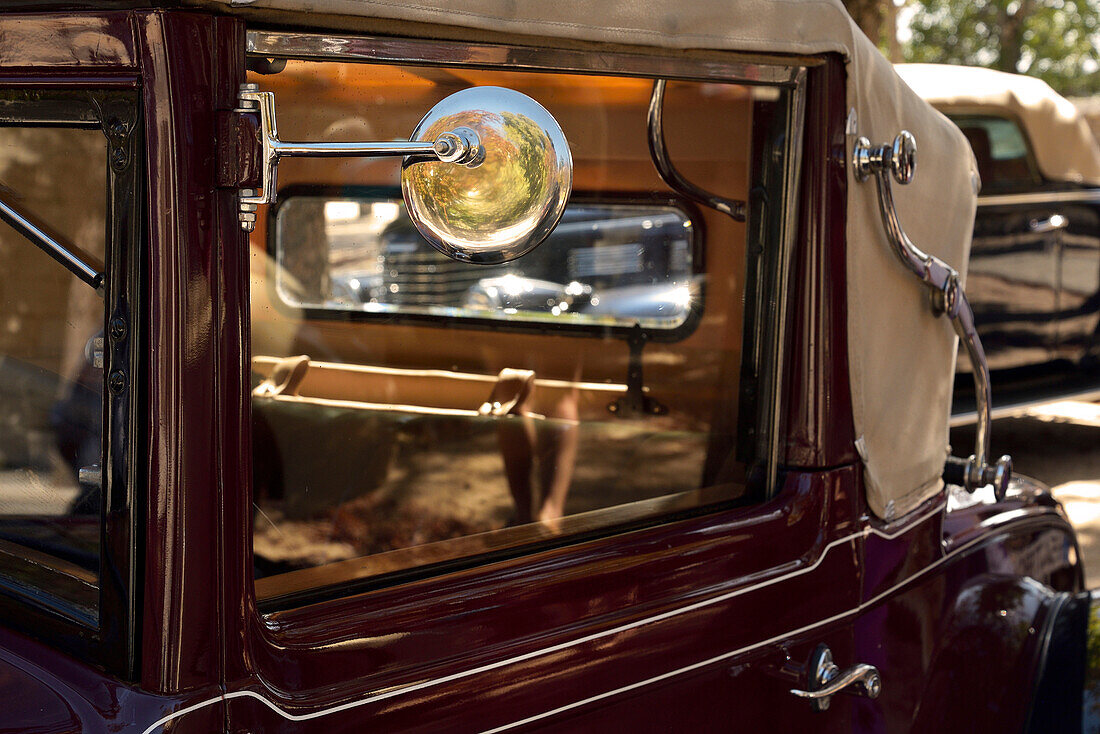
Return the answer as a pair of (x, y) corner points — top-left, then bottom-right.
(404, 109), (556, 241)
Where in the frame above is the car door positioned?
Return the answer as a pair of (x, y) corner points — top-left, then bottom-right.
(205, 37), (867, 733)
(953, 116), (1062, 375)
(1051, 198), (1100, 365)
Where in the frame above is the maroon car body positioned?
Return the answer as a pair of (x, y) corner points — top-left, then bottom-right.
(0, 4), (1092, 734)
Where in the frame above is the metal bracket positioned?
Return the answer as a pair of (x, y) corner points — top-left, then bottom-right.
(608, 326), (667, 418)
(854, 131), (1011, 500)
(235, 83), (482, 231)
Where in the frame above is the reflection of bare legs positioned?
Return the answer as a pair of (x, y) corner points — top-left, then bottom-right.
(499, 416), (538, 524)
(536, 395), (579, 528)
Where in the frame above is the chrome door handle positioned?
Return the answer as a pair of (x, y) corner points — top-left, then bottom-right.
(790, 645), (881, 712)
(1029, 214), (1069, 234)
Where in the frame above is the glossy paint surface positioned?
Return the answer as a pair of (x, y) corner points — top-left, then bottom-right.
(0, 13), (136, 69)
(137, 10), (248, 697)
(783, 57), (857, 468)
(0, 10), (1088, 734)
(965, 199), (1100, 370)
(231, 467), (862, 732)
(854, 478), (1081, 731)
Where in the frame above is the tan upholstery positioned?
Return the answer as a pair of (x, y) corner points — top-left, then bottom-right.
(478, 369), (538, 418)
(252, 356), (626, 422)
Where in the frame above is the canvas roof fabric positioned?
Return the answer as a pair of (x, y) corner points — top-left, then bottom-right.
(197, 0), (981, 520)
(897, 63), (1100, 187)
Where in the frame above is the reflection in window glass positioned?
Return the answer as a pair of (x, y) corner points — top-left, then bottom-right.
(275, 198), (700, 330)
(250, 60), (786, 600)
(951, 114), (1036, 189)
(0, 127), (106, 615)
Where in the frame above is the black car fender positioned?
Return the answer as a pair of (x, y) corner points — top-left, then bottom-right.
(1025, 589), (1100, 732)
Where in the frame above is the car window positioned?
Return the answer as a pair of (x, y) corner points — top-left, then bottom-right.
(249, 60), (792, 603)
(950, 114), (1039, 190)
(274, 195), (700, 332)
(0, 126), (106, 620)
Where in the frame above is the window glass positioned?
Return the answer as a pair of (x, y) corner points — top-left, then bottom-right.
(275, 196), (700, 331)
(250, 60), (786, 600)
(0, 126), (106, 617)
(950, 114), (1038, 189)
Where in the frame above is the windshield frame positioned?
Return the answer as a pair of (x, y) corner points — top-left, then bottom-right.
(0, 86), (143, 680)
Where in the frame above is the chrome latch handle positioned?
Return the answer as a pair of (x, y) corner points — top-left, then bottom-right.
(790, 645), (881, 712)
(235, 84), (483, 231)
(854, 132), (1012, 501)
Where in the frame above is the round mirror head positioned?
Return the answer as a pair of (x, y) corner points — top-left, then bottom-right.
(401, 86), (572, 265)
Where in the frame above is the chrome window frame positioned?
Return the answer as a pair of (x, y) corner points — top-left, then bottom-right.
(246, 28), (809, 507)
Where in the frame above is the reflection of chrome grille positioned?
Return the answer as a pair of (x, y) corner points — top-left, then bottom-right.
(381, 251), (504, 306)
(568, 244), (644, 278)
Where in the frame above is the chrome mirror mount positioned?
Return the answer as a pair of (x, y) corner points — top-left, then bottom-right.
(236, 84), (572, 265)
(854, 131), (1012, 501)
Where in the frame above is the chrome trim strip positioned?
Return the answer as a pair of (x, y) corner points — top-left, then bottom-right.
(977, 189), (1100, 207)
(143, 501), (946, 734)
(765, 69), (808, 495)
(246, 30), (803, 84)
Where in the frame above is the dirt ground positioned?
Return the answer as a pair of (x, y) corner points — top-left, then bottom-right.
(254, 418), (713, 573)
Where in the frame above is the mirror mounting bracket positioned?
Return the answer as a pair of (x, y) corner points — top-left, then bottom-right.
(854, 131), (1011, 500)
(233, 83), (483, 232)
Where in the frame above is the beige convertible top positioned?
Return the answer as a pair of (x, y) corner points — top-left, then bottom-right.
(199, 0), (980, 520)
(897, 63), (1100, 186)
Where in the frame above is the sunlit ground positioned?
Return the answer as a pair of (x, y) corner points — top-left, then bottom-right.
(953, 401), (1100, 588)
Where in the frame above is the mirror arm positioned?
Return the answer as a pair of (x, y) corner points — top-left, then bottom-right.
(647, 80), (746, 222)
(0, 192), (104, 296)
(853, 132), (1011, 501)
(236, 84), (482, 231)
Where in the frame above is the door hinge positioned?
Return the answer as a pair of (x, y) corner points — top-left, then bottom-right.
(216, 109), (262, 193)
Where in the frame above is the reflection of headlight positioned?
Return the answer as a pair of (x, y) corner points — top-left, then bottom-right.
(500, 274), (525, 297)
(672, 285), (693, 310)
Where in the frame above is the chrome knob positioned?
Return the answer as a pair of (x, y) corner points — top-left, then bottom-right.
(790, 645), (881, 712)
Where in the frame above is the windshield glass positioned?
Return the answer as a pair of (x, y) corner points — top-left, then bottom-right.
(0, 125), (107, 620)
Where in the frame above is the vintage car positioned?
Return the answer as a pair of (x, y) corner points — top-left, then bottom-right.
(0, 1), (1096, 732)
(896, 64), (1100, 420)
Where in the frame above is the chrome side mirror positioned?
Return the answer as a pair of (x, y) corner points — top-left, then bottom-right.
(402, 87), (572, 264)
(237, 84), (572, 265)
(854, 132), (1012, 500)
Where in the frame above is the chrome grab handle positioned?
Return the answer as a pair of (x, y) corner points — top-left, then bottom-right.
(790, 645), (881, 712)
(235, 84), (483, 231)
(854, 132), (1011, 501)
(647, 79), (746, 221)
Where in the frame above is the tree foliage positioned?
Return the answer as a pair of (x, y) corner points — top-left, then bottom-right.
(902, 0), (1100, 96)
